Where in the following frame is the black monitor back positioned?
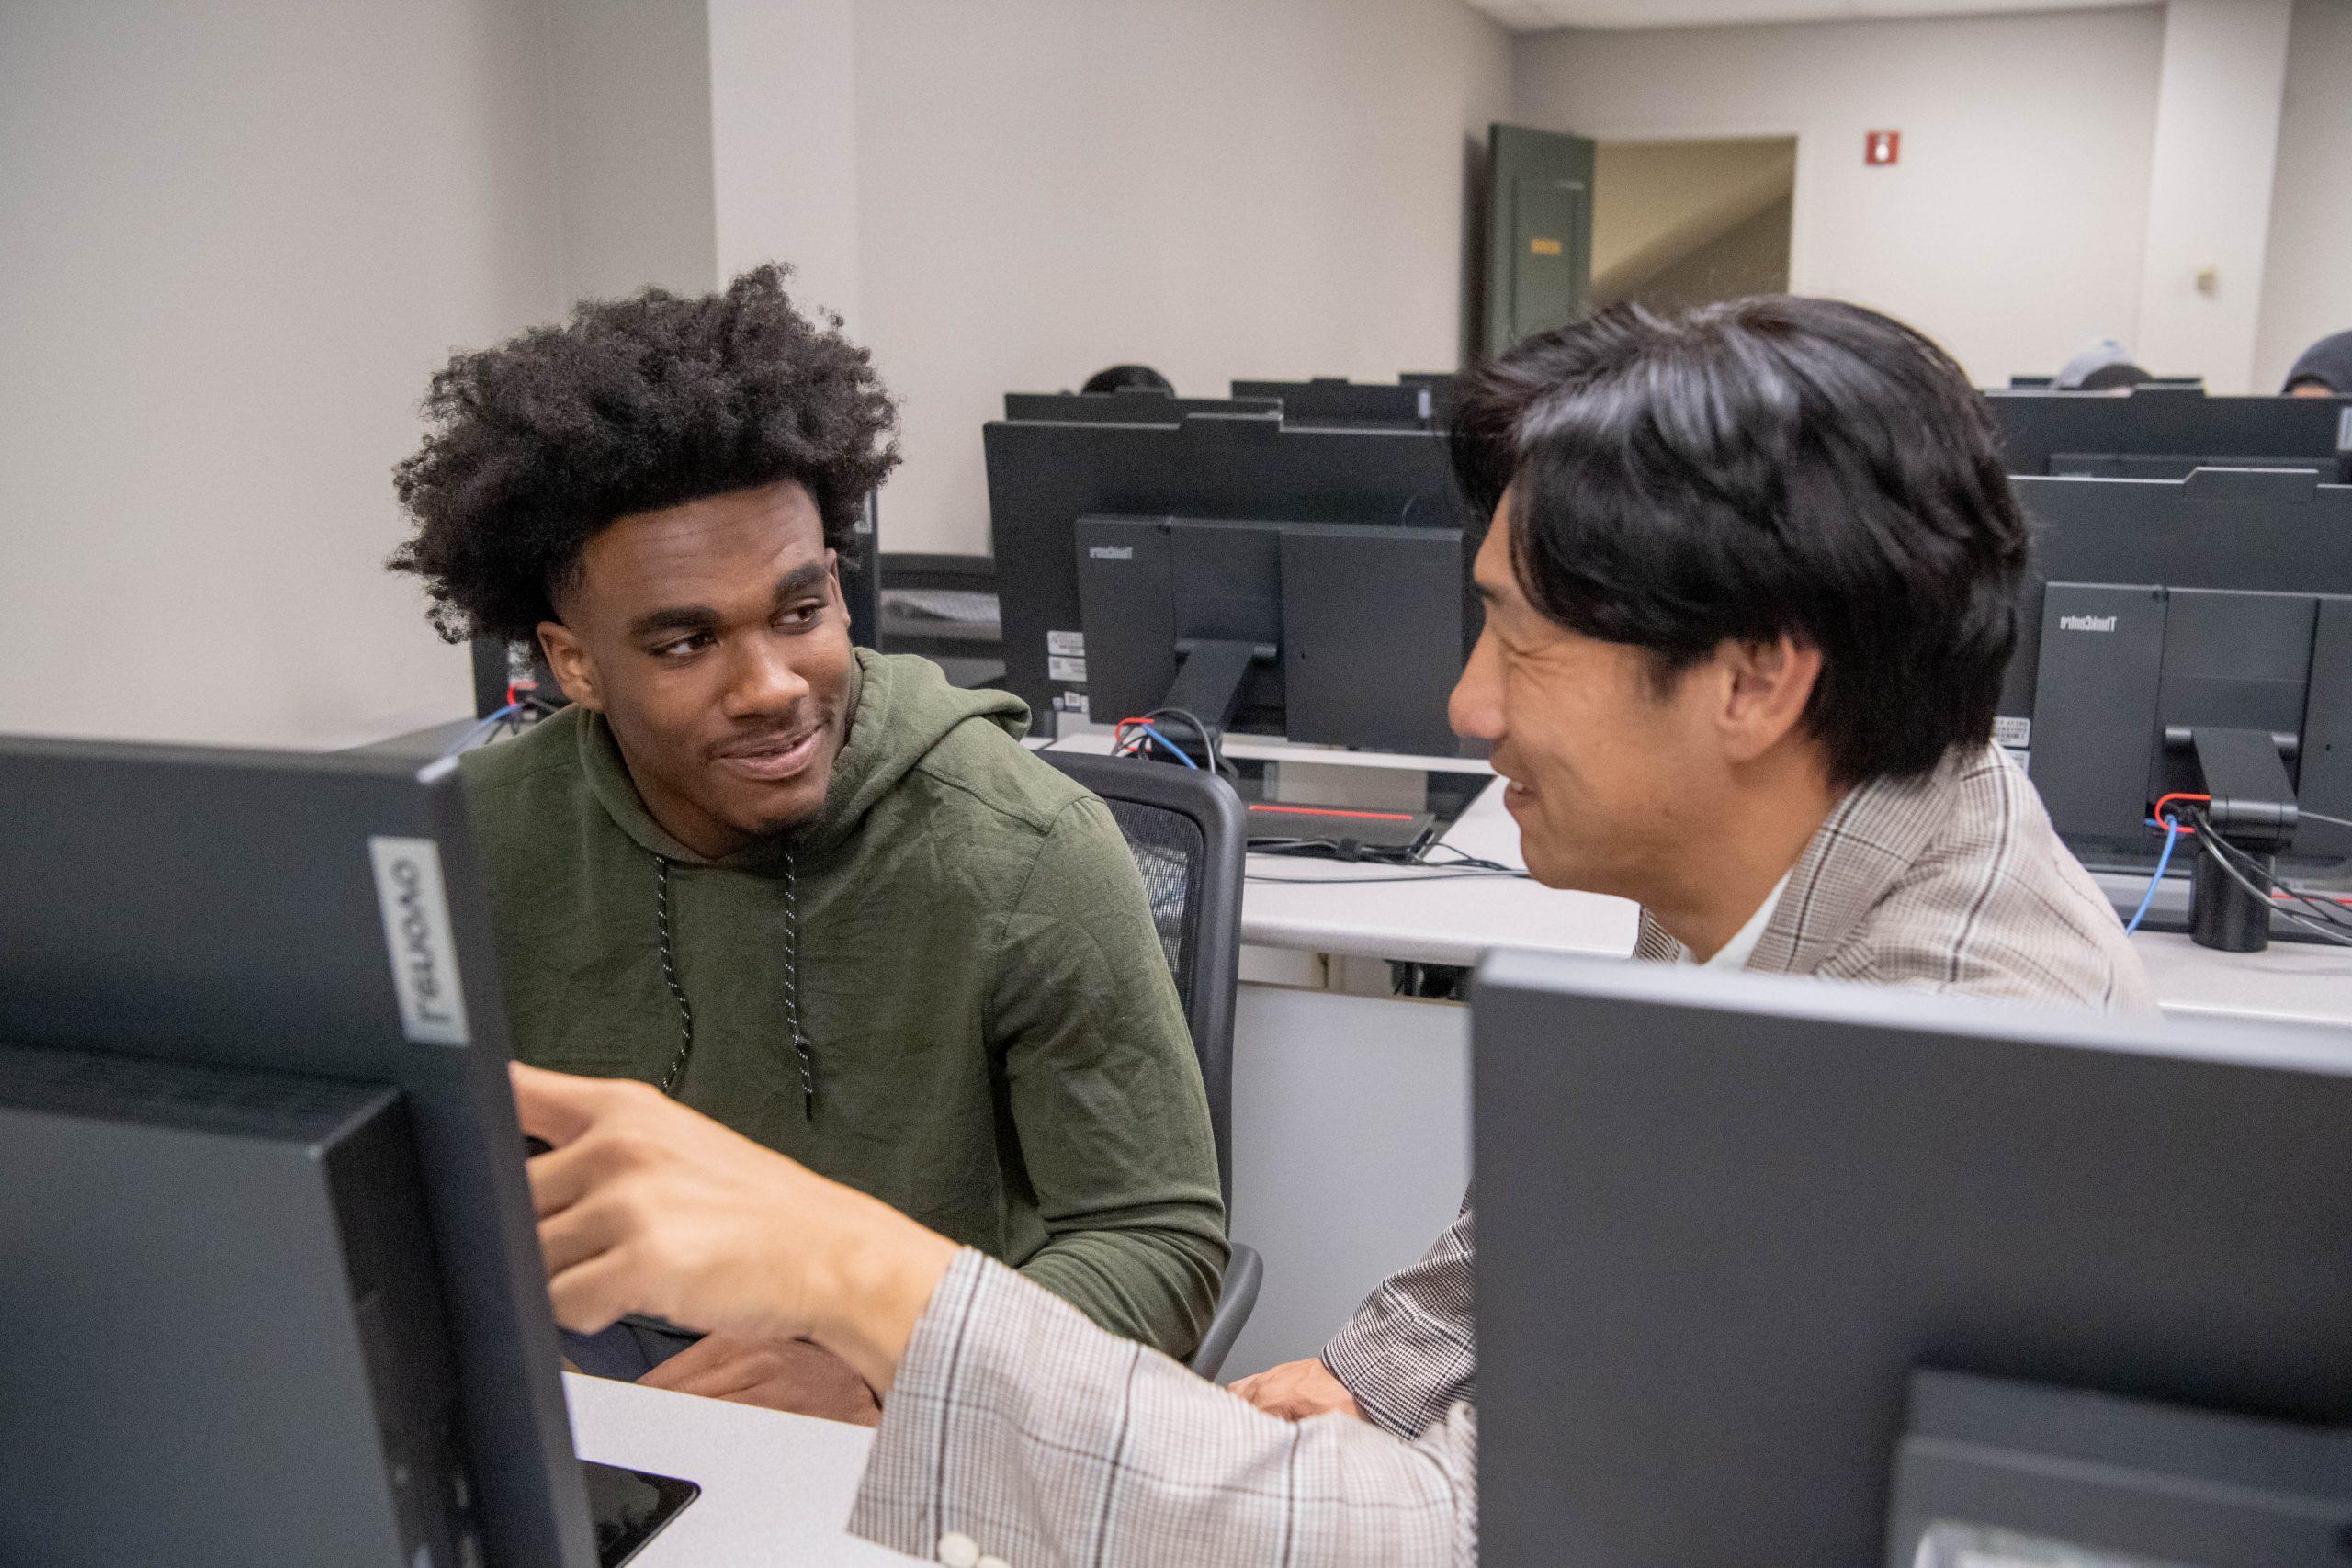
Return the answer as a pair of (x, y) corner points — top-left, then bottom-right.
(2004, 471), (2352, 869)
(2026, 583), (2352, 868)
(1073, 514), (1469, 756)
(987, 412), (1469, 722)
(0, 738), (594, 1568)
(1229, 377), (1434, 428)
(2002, 468), (2352, 719)
(1002, 389), (1283, 424)
(1474, 951), (2352, 1568)
(1986, 386), (2352, 481)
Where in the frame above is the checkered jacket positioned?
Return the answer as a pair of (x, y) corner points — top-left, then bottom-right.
(848, 743), (2152, 1566)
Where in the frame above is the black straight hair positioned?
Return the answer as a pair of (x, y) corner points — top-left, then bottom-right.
(1452, 296), (2028, 787)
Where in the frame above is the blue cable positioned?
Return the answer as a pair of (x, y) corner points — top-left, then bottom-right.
(1126, 720), (1200, 770)
(2124, 815), (2183, 934)
(434, 703), (522, 765)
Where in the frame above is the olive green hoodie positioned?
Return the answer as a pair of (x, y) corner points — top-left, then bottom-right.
(460, 650), (1226, 1356)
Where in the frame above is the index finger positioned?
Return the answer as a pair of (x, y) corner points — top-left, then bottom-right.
(510, 1060), (616, 1148)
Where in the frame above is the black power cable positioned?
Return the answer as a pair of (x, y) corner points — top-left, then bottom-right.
(2184, 809), (2352, 949)
(2187, 809), (2352, 932)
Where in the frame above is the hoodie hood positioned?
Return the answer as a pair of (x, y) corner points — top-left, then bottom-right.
(578, 649), (1031, 870)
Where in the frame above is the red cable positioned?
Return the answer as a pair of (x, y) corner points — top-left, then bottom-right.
(1247, 802), (1417, 823)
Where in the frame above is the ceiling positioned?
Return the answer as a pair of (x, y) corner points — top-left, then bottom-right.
(1462, 0), (2151, 31)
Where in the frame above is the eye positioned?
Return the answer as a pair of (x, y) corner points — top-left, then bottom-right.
(652, 632), (713, 659)
(776, 601), (824, 629)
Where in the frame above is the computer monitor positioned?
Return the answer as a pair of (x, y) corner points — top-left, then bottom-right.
(1998, 470), (2352, 942)
(1074, 513), (1468, 755)
(987, 411), (1475, 743)
(1984, 385), (2352, 482)
(1228, 377), (1435, 428)
(1474, 951), (2352, 1568)
(2007, 374), (2204, 392)
(0, 738), (691, 1568)
(1001, 389), (1283, 424)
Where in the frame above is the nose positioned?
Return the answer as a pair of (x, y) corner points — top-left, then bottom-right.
(1449, 624), (1505, 743)
(719, 630), (811, 722)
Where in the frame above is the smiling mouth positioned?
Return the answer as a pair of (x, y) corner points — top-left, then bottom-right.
(712, 727), (825, 783)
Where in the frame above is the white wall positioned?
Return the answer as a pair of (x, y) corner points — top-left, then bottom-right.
(0, 0), (564, 750)
(708, 0), (861, 331)
(1511, 6), (2166, 386)
(2132, 0), (2292, 392)
(848, 0), (1513, 555)
(548, 0), (718, 303)
(2254, 0), (2352, 393)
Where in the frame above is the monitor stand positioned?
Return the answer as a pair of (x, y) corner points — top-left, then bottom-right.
(2182, 727), (2300, 953)
(1163, 637), (1272, 749)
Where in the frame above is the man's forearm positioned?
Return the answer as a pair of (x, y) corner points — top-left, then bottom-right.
(1015, 1224), (1227, 1358)
(854, 1252), (1478, 1568)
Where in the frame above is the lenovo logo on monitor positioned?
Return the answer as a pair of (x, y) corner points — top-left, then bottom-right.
(2059, 614), (2119, 633)
(368, 836), (470, 1047)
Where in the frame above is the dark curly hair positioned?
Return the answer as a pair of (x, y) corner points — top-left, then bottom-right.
(389, 265), (899, 644)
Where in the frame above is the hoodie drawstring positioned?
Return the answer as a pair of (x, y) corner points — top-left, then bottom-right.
(652, 856), (695, 1096)
(651, 852), (816, 1119)
(781, 854), (814, 1117)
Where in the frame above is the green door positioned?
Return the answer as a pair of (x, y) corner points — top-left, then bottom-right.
(1485, 124), (1594, 356)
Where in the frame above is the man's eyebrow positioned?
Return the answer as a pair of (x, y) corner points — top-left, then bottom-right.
(628, 604), (718, 640)
(625, 564), (829, 640)
(771, 562), (831, 603)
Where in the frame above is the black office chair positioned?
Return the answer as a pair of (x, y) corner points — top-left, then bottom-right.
(1040, 749), (1261, 1379)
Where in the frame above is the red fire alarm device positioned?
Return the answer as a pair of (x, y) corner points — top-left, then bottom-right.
(1865, 130), (1900, 166)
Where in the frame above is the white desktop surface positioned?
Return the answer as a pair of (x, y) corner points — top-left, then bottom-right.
(1235, 752), (1643, 964)
(2128, 929), (2352, 1025)
(565, 1372), (913, 1565)
(1043, 727), (2352, 1014)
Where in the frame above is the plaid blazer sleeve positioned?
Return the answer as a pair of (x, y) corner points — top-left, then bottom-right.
(1317, 1200), (1476, 1438)
(852, 1250), (1477, 1568)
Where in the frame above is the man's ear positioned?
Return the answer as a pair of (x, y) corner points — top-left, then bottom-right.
(537, 620), (604, 714)
(826, 547), (842, 607)
(1715, 634), (1823, 764)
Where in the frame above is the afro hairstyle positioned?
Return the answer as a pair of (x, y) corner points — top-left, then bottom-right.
(389, 264), (899, 645)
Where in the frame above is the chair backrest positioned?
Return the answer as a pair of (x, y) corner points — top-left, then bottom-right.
(1038, 750), (1246, 1201)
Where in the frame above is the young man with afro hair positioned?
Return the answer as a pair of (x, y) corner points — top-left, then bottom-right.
(389, 266), (1226, 1418)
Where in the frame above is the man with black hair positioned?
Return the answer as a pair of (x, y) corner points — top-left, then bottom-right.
(389, 266), (1226, 1414)
(1239, 295), (2151, 1435)
(510, 295), (2151, 1564)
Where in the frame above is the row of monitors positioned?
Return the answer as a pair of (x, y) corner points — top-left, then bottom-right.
(986, 412), (2352, 879)
(1006, 373), (1447, 431)
(9, 738), (2352, 1563)
(1003, 378), (2352, 483)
